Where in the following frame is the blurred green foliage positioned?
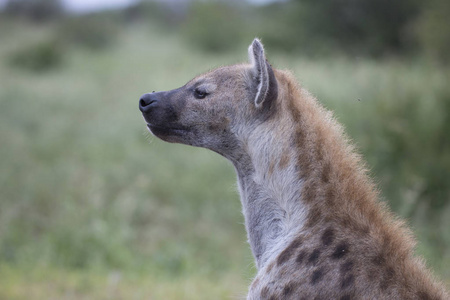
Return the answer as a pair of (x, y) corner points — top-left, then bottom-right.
(416, 0), (450, 62)
(8, 38), (63, 71)
(3, 0), (450, 60)
(182, 2), (247, 53)
(56, 15), (120, 50)
(178, 0), (450, 60)
(4, 0), (63, 21)
(289, 0), (421, 55)
(0, 0), (449, 298)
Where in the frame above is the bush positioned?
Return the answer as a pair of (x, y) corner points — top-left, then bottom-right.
(182, 2), (247, 53)
(57, 15), (119, 51)
(416, 0), (450, 63)
(8, 38), (63, 71)
(4, 0), (63, 22)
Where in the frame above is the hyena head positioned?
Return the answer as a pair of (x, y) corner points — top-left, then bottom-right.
(139, 39), (278, 159)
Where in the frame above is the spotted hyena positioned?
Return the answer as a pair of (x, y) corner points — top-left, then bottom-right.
(139, 39), (449, 299)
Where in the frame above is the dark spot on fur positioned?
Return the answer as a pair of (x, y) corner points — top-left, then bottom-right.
(341, 274), (354, 289)
(276, 237), (303, 266)
(321, 162), (331, 183)
(255, 252), (261, 262)
(283, 282), (295, 296)
(332, 242), (350, 259)
(340, 295), (351, 300)
(251, 277), (260, 289)
(303, 182), (319, 204)
(288, 97), (301, 122)
(321, 227), (335, 247)
(371, 254), (385, 266)
(268, 160), (275, 176)
(380, 266), (395, 290)
(340, 260), (354, 275)
(311, 268), (324, 285)
(266, 262), (274, 273)
(279, 154), (290, 169)
(260, 286), (270, 298)
(315, 136), (326, 162)
(308, 249), (321, 265)
(305, 205), (321, 228)
(296, 249), (307, 265)
(325, 186), (336, 205)
(359, 224), (370, 235)
(418, 290), (432, 300)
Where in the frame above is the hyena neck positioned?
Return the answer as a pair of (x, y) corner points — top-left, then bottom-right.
(242, 72), (448, 299)
(232, 71), (384, 269)
(232, 141), (306, 269)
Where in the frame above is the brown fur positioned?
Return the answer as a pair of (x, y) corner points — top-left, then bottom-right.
(250, 69), (448, 299)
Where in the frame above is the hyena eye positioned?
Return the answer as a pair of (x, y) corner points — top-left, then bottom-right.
(193, 88), (208, 99)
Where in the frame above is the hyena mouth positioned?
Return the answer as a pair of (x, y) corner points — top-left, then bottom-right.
(147, 124), (187, 137)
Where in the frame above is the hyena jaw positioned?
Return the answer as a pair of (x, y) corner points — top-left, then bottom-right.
(139, 39), (449, 299)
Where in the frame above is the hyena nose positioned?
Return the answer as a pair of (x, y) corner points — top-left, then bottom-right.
(139, 93), (158, 113)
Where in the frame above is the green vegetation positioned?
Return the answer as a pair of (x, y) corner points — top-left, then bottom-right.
(178, 0), (450, 60)
(0, 1), (449, 298)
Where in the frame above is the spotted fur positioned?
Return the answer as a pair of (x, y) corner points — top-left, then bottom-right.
(139, 39), (449, 299)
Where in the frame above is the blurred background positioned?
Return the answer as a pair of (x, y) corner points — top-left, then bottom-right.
(0, 0), (449, 298)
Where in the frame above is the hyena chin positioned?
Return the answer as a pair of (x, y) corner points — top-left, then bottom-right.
(139, 39), (449, 299)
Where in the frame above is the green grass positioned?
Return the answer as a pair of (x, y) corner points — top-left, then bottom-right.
(0, 265), (248, 300)
(0, 20), (449, 298)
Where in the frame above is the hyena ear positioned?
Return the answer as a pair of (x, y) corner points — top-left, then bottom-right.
(248, 38), (278, 108)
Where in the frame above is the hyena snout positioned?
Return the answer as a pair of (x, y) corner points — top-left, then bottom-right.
(139, 92), (159, 114)
(139, 90), (180, 127)
(139, 89), (189, 143)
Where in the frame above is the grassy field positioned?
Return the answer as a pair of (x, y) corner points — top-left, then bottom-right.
(0, 19), (449, 299)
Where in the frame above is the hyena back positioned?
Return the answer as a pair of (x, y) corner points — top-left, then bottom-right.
(139, 39), (448, 299)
